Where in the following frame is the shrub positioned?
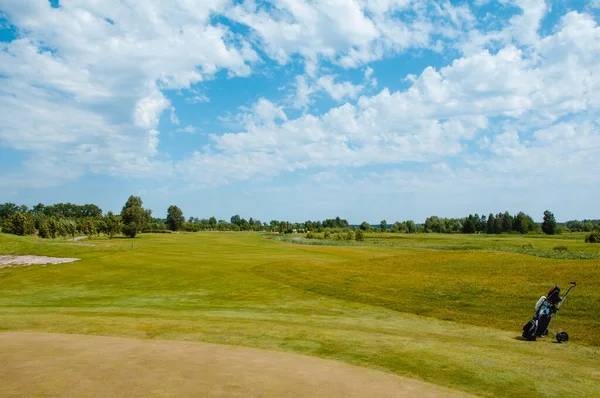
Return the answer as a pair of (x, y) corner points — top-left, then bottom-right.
(1, 212), (35, 236)
(324, 231), (331, 239)
(553, 245), (568, 252)
(586, 231), (600, 243)
(122, 224), (138, 238)
(306, 231), (315, 239)
(38, 221), (50, 238)
(355, 229), (364, 241)
(346, 230), (354, 241)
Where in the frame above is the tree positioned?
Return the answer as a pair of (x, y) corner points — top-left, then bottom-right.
(585, 231), (600, 243)
(380, 219), (387, 232)
(406, 220), (416, 233)
(359, 221), (371, 231)
(208, 216), (217, 229)
(486, 213), (496, 234)
(390, 221), (403, 233)
(230, 215), (241, 225)
(424, 216), (443, 233)
(542, 210), (557, 235)
(501, 211), (513, 233)
(38, 219), (50, 238)
(166, 205), (185, 231)
(120, 195), (149, 238)
(479, 214), (487, 232)
(64, 219), (77, 240)
(1, 212), (35, 236)
(462, 215), (476, 234)
(513, 212), (535, 234)
(0, 203), (20, 222)
(355, 229), (365, 241)
(103, 211), (122, 238)
(582, 221), (594, 232)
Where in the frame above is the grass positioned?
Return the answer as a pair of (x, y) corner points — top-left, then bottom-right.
(279, 232), (600, 259)
(1, 232), (599, 397)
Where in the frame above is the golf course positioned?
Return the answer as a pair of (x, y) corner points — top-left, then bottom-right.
(1, 232), (599, 397)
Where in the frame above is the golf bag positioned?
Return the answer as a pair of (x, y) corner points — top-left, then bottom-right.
(522, 283), (575, 343)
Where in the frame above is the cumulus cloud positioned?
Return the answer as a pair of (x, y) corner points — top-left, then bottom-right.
(227, 0), (474, 72)
(290, 73), (367, 110)
(0, 0), (258, 185)
(178, 10), (600, 193)
(0, 0), (599, 213)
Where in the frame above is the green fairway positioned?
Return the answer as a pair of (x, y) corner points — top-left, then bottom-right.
(1, 232), (599, 397)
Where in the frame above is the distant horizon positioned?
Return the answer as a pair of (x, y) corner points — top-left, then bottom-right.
(2, 197), (596, 225)
(1, 1), (599, 224)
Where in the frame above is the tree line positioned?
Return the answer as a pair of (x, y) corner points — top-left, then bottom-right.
(0, 196), (354, 238)
(1, 196), (599, 240)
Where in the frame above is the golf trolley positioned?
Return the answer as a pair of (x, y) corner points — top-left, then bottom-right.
(522, 282), (577, 343)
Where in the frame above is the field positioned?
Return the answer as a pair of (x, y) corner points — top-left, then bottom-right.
(1, 232), (599, 397)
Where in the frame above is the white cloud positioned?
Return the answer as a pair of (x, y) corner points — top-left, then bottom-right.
(364, 66), (378, 87)
(178, 10), (600, 191)
(176, 125), (199, 134)
(148, 129), (160, 156)
(134, 85), (170, 130)
(290, 73), (365, 109)
(185, 94), (211, 104)
(1, 0), (599, 211)
(169, 107), (180, 126)
(291, 75), (316, 110)
(316, 75), (364, 101)
(227, 0), (474, 72)
(0, 0), (258, 185)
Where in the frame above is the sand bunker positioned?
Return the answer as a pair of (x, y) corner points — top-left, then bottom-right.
(0, 255), (80, 268)
(0, 332), (473, 397)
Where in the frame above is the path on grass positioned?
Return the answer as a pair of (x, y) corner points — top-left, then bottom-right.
(0, 332), (473, 397)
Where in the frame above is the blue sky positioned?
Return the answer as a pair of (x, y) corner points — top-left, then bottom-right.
(1, 0), (599, 223)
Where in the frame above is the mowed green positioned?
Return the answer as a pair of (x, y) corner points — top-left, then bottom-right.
(1, 232), (599, 397)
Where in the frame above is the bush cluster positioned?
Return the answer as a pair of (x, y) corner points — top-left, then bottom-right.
(585, 231), (600, 243)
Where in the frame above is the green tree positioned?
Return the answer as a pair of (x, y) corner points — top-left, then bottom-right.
(355, 229), (365, 241)
(64, 219), (77, 240)
(120, 195), (149, 238)
(166, 205), (185, 231)
(0, 203), (20, 222)
(104, 211), (122, 238)
(542, 210), (557, 235)
(513, 212), (526, 234)
(424, 216), (443, 233)
(359, 221), (371, 231)
(380, 219), (387, 232)
(208, 216), (217, 229)
(501, 211), (513, 233)
(406, 220), (416, 233)
(1, 212), (35, 236)
(47, 218), (58, 238)
(513, 212), (535, 234)
(462, 215), (476, 234)
(479, 214), (487, 232)
(486, 213), (496, 234)
(585, 231), (600, 243)
(582, 221), (594, 232)
(38, 219), (50, 238)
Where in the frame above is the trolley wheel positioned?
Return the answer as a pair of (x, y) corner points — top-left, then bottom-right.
(556, 332), (569, 343)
